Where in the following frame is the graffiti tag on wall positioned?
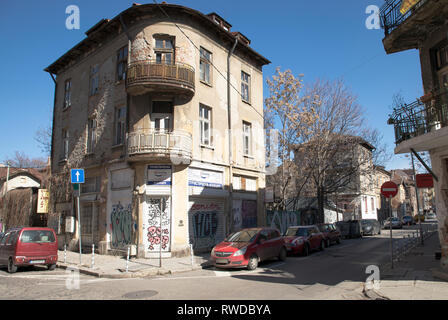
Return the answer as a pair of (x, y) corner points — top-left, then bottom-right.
(110, 203), (132, 248)
(266, 211), (300, 235)
(146, 198), (170, 252)
(190, 201), (223, 249)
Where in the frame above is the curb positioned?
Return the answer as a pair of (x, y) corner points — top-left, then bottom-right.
(431, 268), (448, 282)
(56, 261), (213, 279)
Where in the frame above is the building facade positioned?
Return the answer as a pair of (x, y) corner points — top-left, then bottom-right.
(45, 4), (269, 257)
(381, 0), (448, 268)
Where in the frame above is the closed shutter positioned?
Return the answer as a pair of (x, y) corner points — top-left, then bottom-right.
(188, 198), (225, 251)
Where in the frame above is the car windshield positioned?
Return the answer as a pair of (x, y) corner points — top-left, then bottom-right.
(20, 230), (55, 243)
(285, 227), (308, 237)
(226, 230), (259, 242)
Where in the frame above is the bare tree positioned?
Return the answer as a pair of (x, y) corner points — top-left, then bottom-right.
(264, 68), (317, 211)
(3, 151), (47, 169)
(35, 125), (52, 156)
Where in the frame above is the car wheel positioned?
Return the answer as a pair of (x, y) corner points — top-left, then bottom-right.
(8, 258), (17, 274)
(278, 247), (287, 262)
(302, 244), (310, 256)
(48, 264), (56, 271)
(247, 255), (258, 270)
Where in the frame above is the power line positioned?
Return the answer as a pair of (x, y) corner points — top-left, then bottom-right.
(153, 0), (265, 120)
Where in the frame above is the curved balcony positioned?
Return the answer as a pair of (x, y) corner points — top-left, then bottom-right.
(127, 129), (192, 164)
(126, 60), (195, 97)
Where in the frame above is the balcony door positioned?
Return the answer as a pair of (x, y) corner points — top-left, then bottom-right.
(151, 101), (173, 133)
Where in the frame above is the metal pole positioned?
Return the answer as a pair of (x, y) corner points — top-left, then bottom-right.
(410, 153), (424, 245)
(64, 244), (67, 263)
(126, 246), (130, 273)
(76, 187), (82, 265)
(190, 243), (194, 267)
(91, 244), (95, 269)
(159, 199), (163, 268)
(389, 195), (393, 269)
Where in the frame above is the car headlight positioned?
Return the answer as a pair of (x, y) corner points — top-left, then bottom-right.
(211, 247), (215, 255)
(292, 238), (304, 245)
(233, 247), (247, 256)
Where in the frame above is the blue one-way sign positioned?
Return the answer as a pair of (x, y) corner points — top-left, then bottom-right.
(70, 169), (85, 184)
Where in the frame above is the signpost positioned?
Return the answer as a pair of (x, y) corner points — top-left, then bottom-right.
(381, 181), (398, 269)
(71, 169), (85, 265)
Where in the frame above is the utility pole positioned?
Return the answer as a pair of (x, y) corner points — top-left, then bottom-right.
(410, 152), (424, 245)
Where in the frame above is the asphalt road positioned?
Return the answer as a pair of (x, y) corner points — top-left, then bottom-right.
(0, 223), (435, 300)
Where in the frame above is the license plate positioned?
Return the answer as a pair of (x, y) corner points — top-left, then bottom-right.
(216, 259), (228, 264)
(30, 260), (45, 264)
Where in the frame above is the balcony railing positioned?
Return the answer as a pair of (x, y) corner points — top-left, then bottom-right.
(127, 129), (192, 162)
(380, 0), (427, 36)
(126, 60), (195, 96)
(388, 89), (448, 145)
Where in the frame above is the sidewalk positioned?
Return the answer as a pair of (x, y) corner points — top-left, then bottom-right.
(56, 248), (213, 278)
(364, 231), (448, 300)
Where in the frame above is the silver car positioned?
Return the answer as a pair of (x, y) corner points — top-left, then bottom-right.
(383, 217), (403, 229)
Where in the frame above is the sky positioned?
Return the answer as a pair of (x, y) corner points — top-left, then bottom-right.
(0, 0), (423, 170)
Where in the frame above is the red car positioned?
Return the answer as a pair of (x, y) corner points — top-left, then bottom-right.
(283, 225), (325, 256)
(211, 227), (287, 270)
(0, 227), (58, 273)
(317, 223), (342, 247)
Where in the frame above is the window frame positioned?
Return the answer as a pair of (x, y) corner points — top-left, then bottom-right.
(243, 121), (252, 156)
(199, 47), (212, 85)
(199, 104), (212, 147)
(89, 64), (99, 96)
(116, 46), (128, 81)
(61, 129), (69, 160)
(63, 79), (72, 109)
(114, 106), (126, 146)
(86, 118), (97, 154)
(154, 37), (175, 65)
(241, 71), (251, 103)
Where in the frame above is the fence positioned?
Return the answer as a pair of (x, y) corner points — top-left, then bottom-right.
(392, 224), (438, 262)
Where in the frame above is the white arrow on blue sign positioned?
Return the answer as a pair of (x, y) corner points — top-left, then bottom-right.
(70, 169), (85, 184)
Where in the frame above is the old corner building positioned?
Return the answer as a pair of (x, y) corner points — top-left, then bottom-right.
(45, 3), (270, 258)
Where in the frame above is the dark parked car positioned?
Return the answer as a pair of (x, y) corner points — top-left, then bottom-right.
(211, 228), (287, 270)
(282, 225), (325, 256)
(383, 217), (403, 229)
(402, 215), (415, 226)
(0, 227), (58, 273)
(317, 223), (342, 247)
(336, 220), (363, 238)
(361, 219), (381, 236)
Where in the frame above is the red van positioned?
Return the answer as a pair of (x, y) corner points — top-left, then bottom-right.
(0, 227), (58, 273)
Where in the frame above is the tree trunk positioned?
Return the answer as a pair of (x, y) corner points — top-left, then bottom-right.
(317, 186), (325, 224)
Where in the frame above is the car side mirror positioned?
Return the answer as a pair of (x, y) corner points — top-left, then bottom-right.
(258, 238), (265, 244)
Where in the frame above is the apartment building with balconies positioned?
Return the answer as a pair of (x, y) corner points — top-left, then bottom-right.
(381, 0), (448, 268)
(45, 3), (270, 257)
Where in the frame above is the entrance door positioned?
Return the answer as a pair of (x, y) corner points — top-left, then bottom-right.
(144, 196), (171, 252)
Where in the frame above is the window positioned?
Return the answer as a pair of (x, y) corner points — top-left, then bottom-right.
(241, 71), (250, 102)
(63, 79), (71, 109)
(114, 107), (126, 145)
(200, 47), (212, 84)
(371, 197), (375, 212)
(436, 44), (448, 69)
(154, 38), (174, 64)
(61, 129), (69, 160)
(117, 46), (128, 81)
(89, 64), (99, 96)
(243, 121), (252, 156)
(199, 104), (212, 146)
(81, 176), (101, 194)
(87, 118), (97, 154)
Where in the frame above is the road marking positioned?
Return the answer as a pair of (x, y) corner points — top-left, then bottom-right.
(214, 271), (231, 277)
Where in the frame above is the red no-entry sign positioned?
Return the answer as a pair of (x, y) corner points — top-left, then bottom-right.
(381, 181), (398, 198)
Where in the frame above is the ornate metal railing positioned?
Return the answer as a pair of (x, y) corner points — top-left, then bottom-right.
(126, 60), (195, 93)
(380, 0), (427, 36)
(388, 89), (448, 145)
(127, 129), (192, 159)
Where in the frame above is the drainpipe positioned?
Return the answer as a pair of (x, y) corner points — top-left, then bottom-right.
(227, 38), (238, 235)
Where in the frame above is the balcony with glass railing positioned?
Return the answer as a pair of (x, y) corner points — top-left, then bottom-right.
(388, 89), (448, 146)
(127, 129), (192, 163)
(126, 60), (195, 97)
